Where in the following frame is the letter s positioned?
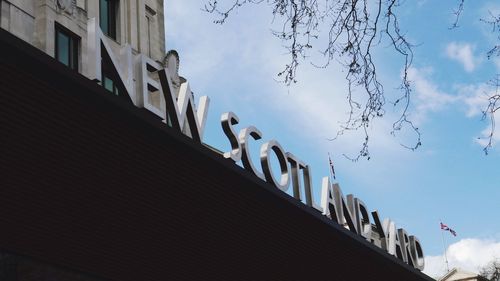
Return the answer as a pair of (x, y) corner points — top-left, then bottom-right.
(221, 112), (241, 162)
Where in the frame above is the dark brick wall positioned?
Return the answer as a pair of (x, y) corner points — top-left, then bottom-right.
(1, 252), (104, 281)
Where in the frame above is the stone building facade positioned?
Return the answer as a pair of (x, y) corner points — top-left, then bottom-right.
(438, 268), (488, 281)
(1, 0), (170, 114)
(1, 0), (165, 68)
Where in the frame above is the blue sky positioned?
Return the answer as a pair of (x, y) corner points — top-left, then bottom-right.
(164, 1), (500, 278)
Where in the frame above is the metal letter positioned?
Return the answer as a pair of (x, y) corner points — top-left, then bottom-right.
(383, 219), (404, 260)
(332, 184), (358, 234)
(286, 154), (323, 212)
(286, 152), (304, 201)
(304, 165), (323, 212)
(158, 69), (210, 142)
(371, 210), (388, 250)
(239, 126), (265, 180)
(260, 140), (290, 191)
(350, 198), (372, 241)
(320, 179), (357, 233)
(87, 18), (136, 103)
(409, 235), (425, 271)
(137, 54), (163, 116)
(321, 177), (334, 218)
(221, 112), (241, 162)
(398, 228), (411, 264)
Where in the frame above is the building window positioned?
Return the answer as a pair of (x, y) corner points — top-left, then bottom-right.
(99, 0), (118, 39)
(145, 5), (156, 57)
(55, 24), (79, 71)
(102, 76), (120, 96)
(100, 46), (130, 102)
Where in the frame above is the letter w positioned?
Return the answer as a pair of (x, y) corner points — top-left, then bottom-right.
(158, 69), (210, 142)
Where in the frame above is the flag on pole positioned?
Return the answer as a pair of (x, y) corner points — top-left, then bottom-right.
(328, 153), (336, 180)
(440, 222), (457, 237)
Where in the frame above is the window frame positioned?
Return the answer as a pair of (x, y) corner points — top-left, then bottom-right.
(99, 0), (118, 40)
(55, 23), (80, 71)
(145, 5), (157, 57)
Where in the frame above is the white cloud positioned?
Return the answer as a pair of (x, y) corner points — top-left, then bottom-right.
(475, 113), (500, 149)
(407, 67), (457, 124)
(424, 238), (500, 279)
(417, 0), (428, 7)
(402, 66), (500, 151)
(445, 42), (481, 72)
(458, 83), (491, 118)
(455, 83), (500, 148)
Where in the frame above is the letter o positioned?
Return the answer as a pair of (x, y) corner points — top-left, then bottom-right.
(260, 140), (290, 191)
(239, 126), (265, 180)
(409, 235), (425, 271)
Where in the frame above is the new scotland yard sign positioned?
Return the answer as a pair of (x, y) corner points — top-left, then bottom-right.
(86, 17), (425, 271)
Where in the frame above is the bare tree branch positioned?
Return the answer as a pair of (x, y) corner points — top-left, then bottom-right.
(479, 10), (500, 154)
(448, 1), (500, 154)
(204, 0), (420, 160)
(480, 259), (500, 281)
(450, 0), (465, 29)
(482, 12), (500, 60)
(480, 76), (500, 155)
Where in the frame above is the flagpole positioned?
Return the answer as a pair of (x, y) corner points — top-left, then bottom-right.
(328, 152), (336, 181)
(440, 221), (450, 272)
(328, 153), (333, 180)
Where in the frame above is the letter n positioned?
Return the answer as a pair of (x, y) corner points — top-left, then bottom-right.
(87, 18), (137, 104)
